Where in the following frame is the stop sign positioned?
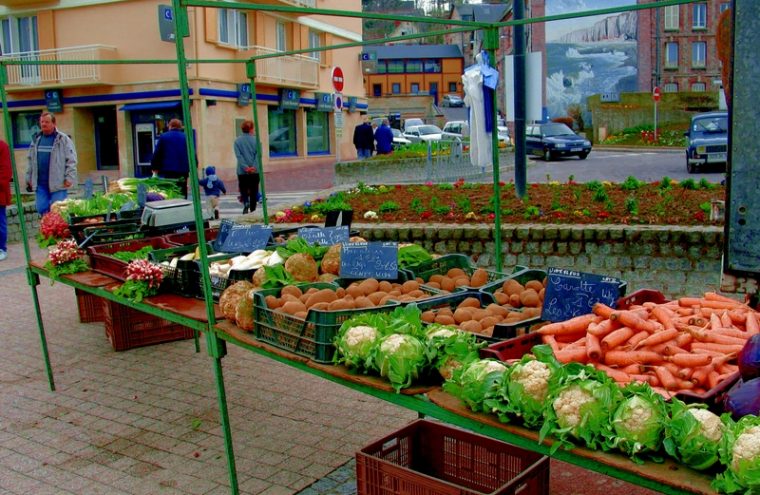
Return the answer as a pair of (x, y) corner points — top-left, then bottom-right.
(653, 86), (661, 102)
(332, 67), (344, 92)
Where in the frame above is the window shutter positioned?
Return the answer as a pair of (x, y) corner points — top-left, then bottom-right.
(205, 7), (217, 43)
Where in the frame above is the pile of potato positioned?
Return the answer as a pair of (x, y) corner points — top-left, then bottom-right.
(414, 267), (491, 292)
(265, 278), (435, 319)
(420, 277), (547, 337)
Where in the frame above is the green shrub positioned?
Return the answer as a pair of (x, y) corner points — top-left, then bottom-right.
(699, 201), (711, 214)
(378, 201), (400, 213)
(437, 183), (454, 190)
(679, 178), (698, 190)
(410, 198), (425, 214)
(625, 196), (639, 215)
(523, 205), (540, 219)
(620, 176), (644, 191)
(455, 196), (472, 213)
(592, 188), (609, 203)
(699, 178), (717, 190)
(586, 180), (604, 191)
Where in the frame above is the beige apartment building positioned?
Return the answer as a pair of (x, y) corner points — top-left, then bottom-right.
(0, 0), (366, 186)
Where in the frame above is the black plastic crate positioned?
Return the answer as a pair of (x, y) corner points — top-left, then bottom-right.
(405, 254), (520, 293)
(193, 253), (257, 302)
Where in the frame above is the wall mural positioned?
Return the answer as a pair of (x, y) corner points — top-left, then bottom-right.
(545, 0), (639, 124)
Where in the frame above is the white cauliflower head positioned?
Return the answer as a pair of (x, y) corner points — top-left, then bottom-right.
(380, 333), (407, 353)
(553, 384), (595, 430)
(731, 425), (760, 472)
(688, 408), (724, 443)
(511, 359), (551, 403)
(344, 326), (378, 348)
(426, 327), (456, 340)
(615, 395), (654, 434)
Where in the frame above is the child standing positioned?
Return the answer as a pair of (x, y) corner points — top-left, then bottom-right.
(199, 166), (226, 220)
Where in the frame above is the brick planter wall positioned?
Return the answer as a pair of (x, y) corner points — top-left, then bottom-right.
(351, 222), (723, 299)
(6, 203), (40, 243)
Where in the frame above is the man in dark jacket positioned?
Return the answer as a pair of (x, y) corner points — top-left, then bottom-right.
(352, 118), (375, 159)
(151, 118), (191, 198)
(374, 119), (394, 155)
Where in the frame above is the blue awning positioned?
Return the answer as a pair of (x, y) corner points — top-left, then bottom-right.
(119, 101), (180, 112)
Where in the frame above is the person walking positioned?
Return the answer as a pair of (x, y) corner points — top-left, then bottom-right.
(25, 112), (78, 216)
(0, 138), (11, 261)
(374, 118), (394, 155)
(198, 165), (226, 220)
(233, 119), (260, 214)
(151, 118), (191, 198)
(352, 118), (375, 159)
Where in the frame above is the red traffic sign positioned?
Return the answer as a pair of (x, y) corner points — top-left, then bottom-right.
(652, 86), (661, 102)
(332, 66), (344, 92)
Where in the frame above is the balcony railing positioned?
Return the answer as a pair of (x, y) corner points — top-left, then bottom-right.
(1, 45), (118, 87)
(245, 45), (319, 89)
(283, 0), (316, 7)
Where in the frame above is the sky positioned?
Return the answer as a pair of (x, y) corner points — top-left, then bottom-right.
(545, 0), (635, 41)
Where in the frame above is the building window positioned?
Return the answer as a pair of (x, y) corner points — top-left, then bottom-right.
(391, 83), (401, 94)
(406, 59), (422, 73)
(218, 9), (247, 47)
(423, 59), (441, 73)
(665, 42), (679, 68)
(720, 3), (730, 13)
(691, 82), (706, 92)
(376, 61), (386, 74)
(693, 3), (707, 29)
(448, 82), (457, 93)
(308, 30), (322, 62)
(410, 83), (420, 94)
(692, 41), (706, 68)
(268, 108), (296, 156)
(306, 109), (329, 154)
(387, 60), (404, 73)
(372, 84), (382, 97)
(276, 21), (287, 51)
(663, 6), (679, 31)
(663, 83), (678, 92)
(11, 111), (40, 148)
(1, 15), (39, 82)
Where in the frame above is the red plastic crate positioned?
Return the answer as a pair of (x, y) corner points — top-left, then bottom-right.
(88, 237), (174, 281)
(356, 419), (549, 495)
(75, 289), (105, 323)
(103, 299), (194, 351)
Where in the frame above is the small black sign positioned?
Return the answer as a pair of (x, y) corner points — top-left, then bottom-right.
(136, 183), (147, 207)
(83, 178), (94, 199)
(280, 88), (301, 110)
(315, 92), (333, 112)
(298, 226), (349, 246)
(540, 268), (624, 323)
(339, 242), (398, 279)
(219, 224), (273, 253)
(45, 89), (63, 113)
(237, 83), (252, 106)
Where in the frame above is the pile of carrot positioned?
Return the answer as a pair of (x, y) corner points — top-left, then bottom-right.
(537, 292), (760, 398)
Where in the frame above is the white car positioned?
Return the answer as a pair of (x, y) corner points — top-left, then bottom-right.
(402, 125), (443, 143)
(402, 118), (425, 132)
(391, 128), (411, 149)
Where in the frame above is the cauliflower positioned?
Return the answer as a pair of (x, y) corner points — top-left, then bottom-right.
(553, 384), (595, 430)
(510, 359), (551, 403)
(731, 425), (760, 472)
(663, 401), (724, 471)
(608, 384), (668, 460)
(713, 415), (760, 493)
(443, 359), (507, 413)
(335, 325), (379, 371)
(426, 327), (456, 341)
(690, 408), (724, 442)
(373, 333), (427, 392)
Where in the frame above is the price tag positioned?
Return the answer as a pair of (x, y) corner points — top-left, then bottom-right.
(137, 183), (147, 207)
(297, 226), (349, 246)
(339, 242), (398, 280)
(83, 178), (94, 199)
(540, 267), (624, 323)
(219, 224), (273, 253)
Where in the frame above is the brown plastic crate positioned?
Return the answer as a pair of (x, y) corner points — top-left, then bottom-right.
(88, 237), (175, 281)
(75, 289), (105, 323)
(103, 299), (194, 351)
(357, 419), (549, 495)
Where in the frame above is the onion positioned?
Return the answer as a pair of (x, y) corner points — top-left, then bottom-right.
(724, 377), (760, 419)
(738, 334), (760, 380)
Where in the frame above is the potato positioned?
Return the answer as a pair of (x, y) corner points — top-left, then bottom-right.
(305, 288), (338, 308)
(358, 278), (380, 296)
(281, 300), (307, 315)
(280, 285), (303, 298)
(264, 295), (281, 309)
(454, 276), (470, 287)
(539, 288), (545, 302)
(470, 268), (489, 288)
(310, 302), (329, 311)
(407, 289), (426, 299)
(525, 280), (544, 293)
(459, 297), (481, 309)
(503, 279), (525, 296)
(447, 267), (467, 279)
(427, 281), (441, 290)
(440, 277), (456, 292)
(280, 293), (300, 304)
(429, 274), (444, 285)
(367, 291), (387, 305)
(353, 296), (374, 309)
(294, 311), (308, 319)
(479, 316), (500, 330)
(401, 280), (420, 294)
(379, 295), (395, 306)
(460, 320), (482, 333)
(421, 310), (436, 323)
(470, 308), (490, 321)
(520, 288), (540, 308)
(509, 293), (522, 307)
(485, 303), (509, 318)
(434, 314), (456, 325)
(328, 299), (352, 311)
(453, 307), (474, 324)
(378, 280), (393, 292)
(493, 291), (509, 305)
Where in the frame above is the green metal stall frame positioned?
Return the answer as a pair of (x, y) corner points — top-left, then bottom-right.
(0, 1), (708, 494)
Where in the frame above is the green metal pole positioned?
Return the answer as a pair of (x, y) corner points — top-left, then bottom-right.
(246, 61), (267, 224)
(0, 63), (55, 390)
(485, 29), (503, 272)
(171, 1), (238, 493)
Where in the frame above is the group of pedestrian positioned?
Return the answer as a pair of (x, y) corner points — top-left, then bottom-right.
(352, 117), (394, 159)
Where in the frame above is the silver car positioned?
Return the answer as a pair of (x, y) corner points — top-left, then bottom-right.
(402, 125), (443, 143)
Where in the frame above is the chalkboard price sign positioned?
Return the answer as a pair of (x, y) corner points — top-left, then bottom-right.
(540, 267), (624, 323)
(83, 178), (94, 199)
(219, 224), (273, 253)
(339, 242), (398, 279)
(298, 226), (349, 246)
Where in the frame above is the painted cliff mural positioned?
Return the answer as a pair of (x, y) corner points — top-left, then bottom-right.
(545, 0), (639, 123)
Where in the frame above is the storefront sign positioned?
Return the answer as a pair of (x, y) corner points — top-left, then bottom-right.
(348, 97), (358, 113)
(315, 92), (333, 112)
(45, 89), (63, 113)
(237, 83), (252, 106)
(279, 88), (300, 110)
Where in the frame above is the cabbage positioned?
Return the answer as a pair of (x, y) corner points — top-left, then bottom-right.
(424, 324), (483, 380)
(384, 304), (424, 337)
(373, 333), (428, 392)
(606, 382), (667, 462)
(488, 345), (558, 428)
(663, 399), (724, 471)
(443, 358), (507, 413)
(539, 362), (623, 453)
(713, 414), (760, 494)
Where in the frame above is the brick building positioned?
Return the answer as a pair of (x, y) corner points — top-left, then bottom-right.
(637, 0), (731, 94)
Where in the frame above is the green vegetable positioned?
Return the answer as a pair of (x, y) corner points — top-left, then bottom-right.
(111, 246), (154, 262)
(258, 264), (296, 289)
(663, 399), (724, 471)
(397, 244), (432, 268)
(276, 237), (329, 262)
(539, 362), (622, 453)
(383, 304), (424, 337)
(423, 324), (483, 381)
(606, 382), (667, 463)
(373, 333), (428, 393)
(334, 313), (389, 371)
(116, 177), (182, 197)
(443, 358), (508, 413)
(713, 414), (760, 493)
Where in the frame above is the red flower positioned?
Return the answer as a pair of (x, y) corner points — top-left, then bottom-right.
(597, 211), (610, 219)
(395, 184), (402, 189)
(420, 211), (432, 219)
(498, 181), (506, 187)
(694, 211), (706, 222)
(488, 213), (496, 220)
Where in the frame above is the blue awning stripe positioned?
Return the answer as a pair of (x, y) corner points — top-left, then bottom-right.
(119, 101), (181, 111)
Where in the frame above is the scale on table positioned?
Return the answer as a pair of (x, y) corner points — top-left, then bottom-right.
(140, 199), (211, 227)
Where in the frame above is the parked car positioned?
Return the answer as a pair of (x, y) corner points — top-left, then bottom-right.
(685, 111), (728, 173)
(441, 120), (469, 141)
(441, 94), (464, 107)
(391, 128), (412, 149)
(525, 122), (591, 160)
(402, 118), (424, 132)
(402, 124), (443, 143)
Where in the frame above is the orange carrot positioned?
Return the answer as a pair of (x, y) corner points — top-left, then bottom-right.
(592, 302), (616, 319)
(601, 327), (635, 351)
(712, 327), (749, 339)
(707, 370), (722, 389)
(651, 306), (675, 329)
(720, 311), (733, 328)
(622, 364), (643, 375)
(587, 319), (618, 337)
(663, 345), (689, 356)
(650, 386), (674, 399)
(554, 347), (589, 364)
(710, 313), (723, 330)
(604, 350), (662, 366)
(586, 333), (602, 361)
(690, 342), (745, 354)
(611, 310), (661, 333)
(691, 348), (724, 357)
(677, 367), (694, 381)
(541, 335), (560, 353)
(700, 300), (746, 311)
(595, 364), (632, 383)
(538, 314), (598, 336)
(746, 312), (759, 336)
(728, 310), (747, 325)
(564, 336), (587, 349)
(718, 363), (739, 375)
(705, 292), (744, 304)
(679, 297), (703, 307)
(631, 374), (659, 387)
(702, 333), (748, 346)
(635, 328), (679, 349)
(690, 365), (714, 387)
(668, 353), (712, 368)
(676, 378), (696, 390)
(662, 361), (682, 376)
(655, 366), (678, 390)
(688, 316), (707, 327)
(628, 331), (650, 349)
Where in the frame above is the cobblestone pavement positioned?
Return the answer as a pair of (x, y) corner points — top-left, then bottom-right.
(0, 241), (659, 495)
